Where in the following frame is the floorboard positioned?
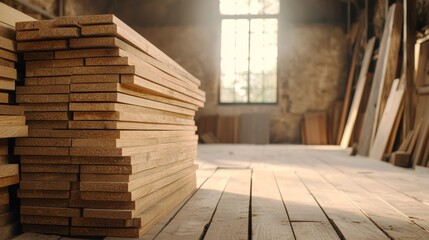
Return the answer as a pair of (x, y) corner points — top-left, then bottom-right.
(15, 144), (429, 240)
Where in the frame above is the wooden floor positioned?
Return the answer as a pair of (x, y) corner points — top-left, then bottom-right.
(14, 144), (429, 240)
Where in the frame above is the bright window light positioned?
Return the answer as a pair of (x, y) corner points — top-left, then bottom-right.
(219, 0), (279, 104)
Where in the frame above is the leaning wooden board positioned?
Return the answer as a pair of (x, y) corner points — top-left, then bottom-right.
(15, 13), (204, 238)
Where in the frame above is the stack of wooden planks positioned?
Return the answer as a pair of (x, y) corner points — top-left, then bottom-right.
(0, 3), (31, 239)
(14, 14), (204, 237)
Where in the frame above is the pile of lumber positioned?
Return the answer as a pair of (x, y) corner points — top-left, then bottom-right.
(14, 14), (204, 237)
(335, 2), (429, 167)
(0, 3), (31, 239)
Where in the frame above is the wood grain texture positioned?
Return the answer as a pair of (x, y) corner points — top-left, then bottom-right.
(340, 37), (375, 148)
(252, 170), (294, 240)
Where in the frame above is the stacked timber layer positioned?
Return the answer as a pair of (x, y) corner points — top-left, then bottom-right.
(0, 3), (31, 239)
(14, 14), (204, 238)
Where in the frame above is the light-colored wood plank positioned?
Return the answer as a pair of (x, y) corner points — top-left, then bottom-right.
(340, 37), (375, 148)
(204, 169), (251, 240)
(370, 79), (405, 159)
(252, 170), (294, 240)
(155, 169), (231, 240)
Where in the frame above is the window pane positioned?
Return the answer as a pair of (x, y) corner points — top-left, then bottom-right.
(220, 17), (278, 104)
(220, 0), (279, 15)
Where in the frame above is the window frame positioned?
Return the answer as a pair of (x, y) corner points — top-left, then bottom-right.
(218, 7), (280, 105)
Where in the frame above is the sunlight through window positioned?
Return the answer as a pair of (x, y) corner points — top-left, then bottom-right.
(220, 0), (279, 103)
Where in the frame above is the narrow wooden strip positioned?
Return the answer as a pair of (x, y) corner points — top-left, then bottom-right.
(155, 169), (230, 239)
(205, 169), (251, 240)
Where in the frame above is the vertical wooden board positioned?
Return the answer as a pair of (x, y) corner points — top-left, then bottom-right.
(358, 4), (401, 156)
(340, 37), (375, 148)
(251, 170), (294, 240)
(374, 4), (403, 133)
(337, 19), (363, 144)
(216, 115), (239, 143)
(370, 79), (405, 160)
(154, 169), (230, 240)
(204, 169), (251, 240)
(304, 112), (328, 145)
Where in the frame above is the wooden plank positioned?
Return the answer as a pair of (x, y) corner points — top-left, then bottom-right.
(82, 171), (195, 219)
(21, 103), (69, 112)
(0, 58), (14, 68)
(16, 94), (69, 103)
(0, 78), (15, 91)
(24, 76), (71, 86)
(0, 126), (28, 138)
(0, 93), (9, 104)
(20, 172), (76, 181)
(204, 170), (250, 240)
(17, 40), (68, 51)
(80, 160), (194, 193)
(20, 181), (70, 191)
(80, 165), (196, 202)
(24, 51), (54, 61)
(402, 0), (417, 132)
(67, 16), (200, 85)
(68, 121), (197, 131)
(16, 138), (71, 147)
(373, 4), (403, 140)
(72, 111), (194, 126)
(0, 116), (25, 126)
(21, 215), (69, 226)
(55, 48), (120, 59)
(0, 164), (18, 178)
(20, 206), (79, 217)
(70, 74), (119, 84)
(72, 135), (197, 148)
(71, 83), (200, 109)
(320, 170), (429, 239)
(25, 112), (69, 121)
(0, 48), (17, 62)
(370, 79), (405, 160)
(337, 20), (363, 144)
(296, 168), (388, 239)
(358, 4), (402, 156)
(26, 59), (83, 69)
(75, 147), (196, 167)
(0, 3), (35, 27)
(251, 170), (294, 240)
(69, 98), (195, 117)
(340, 37), (376, 148)
(155, 169), (230, 239)
(0, 105), (24, 115)
(0, 175), (19, 188)
(292, 222), (340, 240)
(69, 36), (200, 89)
(16, 27), (80, 41)
(0, 35), (15, 52)
(28, 129), (195, 139)
(304, 112), (328, 145)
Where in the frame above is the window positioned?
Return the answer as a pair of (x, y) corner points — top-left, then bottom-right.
(219, 0), (279, 104)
